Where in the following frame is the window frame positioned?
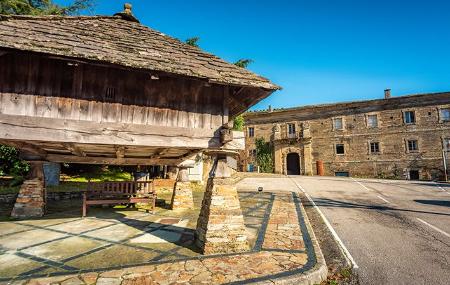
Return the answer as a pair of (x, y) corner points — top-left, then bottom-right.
(439, 107), (450, 123)
(366, 114), (379, 128)
(406, 139), (419, 152)
(287, 123), (296, 135)
(443, 138), (450, 151)
(333, 117), (344, 131)
(335, 143), (345, 155)
(248, 127), (255, 138)
(369, 141), (381, 154)
(403, 110), (416, 125)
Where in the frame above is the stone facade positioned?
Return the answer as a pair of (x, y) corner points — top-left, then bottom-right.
(243, 92), (450, 180)
(11, 179), (46, 218)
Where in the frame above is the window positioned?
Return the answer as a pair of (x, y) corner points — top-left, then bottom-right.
(248, 164), (254, 172)
(248, 149), (257, 157)
(407, 140), (418, 152)
(367, 114), (378, 128)
(248, 127), (254, 137)
(444, 138), (450, 151)
(335, 171), (350, 177)
(104, 86), (116, 101)
(440, 108), (450, 122)
(287, 123), (296, 134)
(333, 118), (344, 130)
(336, 144), (345, 155)
(404, 111), (416, 124)
(370, 142), (380, 154)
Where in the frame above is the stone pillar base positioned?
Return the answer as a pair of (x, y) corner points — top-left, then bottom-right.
(11, 179), (46, 218)
(195, 177), (249, 254)
(171, 181), (194, 210)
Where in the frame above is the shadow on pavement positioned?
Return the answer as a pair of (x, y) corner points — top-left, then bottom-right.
(314, 198), (450, 217)
(414, 200), (450, 208)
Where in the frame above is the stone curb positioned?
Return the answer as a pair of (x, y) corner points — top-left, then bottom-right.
(254, 200), (328, 285)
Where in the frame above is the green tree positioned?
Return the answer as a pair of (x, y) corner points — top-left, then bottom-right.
(255, 138), (273, 173)
(233, 114), (244, 131)
(185, 37), (200, 47)
(0, 145), (29, 185)
(0, 0), (94, 15)
(234, 59), (253, 68)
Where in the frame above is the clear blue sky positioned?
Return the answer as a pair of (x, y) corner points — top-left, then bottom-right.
(58, 0), (450, 110)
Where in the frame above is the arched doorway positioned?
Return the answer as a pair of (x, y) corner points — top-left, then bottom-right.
(286, 153), (300, 175)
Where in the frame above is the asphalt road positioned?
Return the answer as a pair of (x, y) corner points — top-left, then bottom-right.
(237, 176), (450, 285)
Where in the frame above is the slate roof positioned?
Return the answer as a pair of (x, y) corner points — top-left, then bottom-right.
(0, 14), (280, 90)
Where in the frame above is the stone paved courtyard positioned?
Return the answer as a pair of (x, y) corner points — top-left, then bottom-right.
(0, 186), (325, 284)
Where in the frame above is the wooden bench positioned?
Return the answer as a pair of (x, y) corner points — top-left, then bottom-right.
(82, 180), (156, 217)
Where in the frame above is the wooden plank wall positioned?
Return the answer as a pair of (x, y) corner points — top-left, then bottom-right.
(0, 52), (225, 129)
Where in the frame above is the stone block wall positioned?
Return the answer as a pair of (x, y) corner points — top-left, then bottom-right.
(242, 92), (450, 180)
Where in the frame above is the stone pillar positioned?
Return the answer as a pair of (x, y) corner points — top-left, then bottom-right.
(303, 143), (313, 176)
(11, 162), (46, 218)
(195, 155), (249, 254)
(170, 167), (194, 210)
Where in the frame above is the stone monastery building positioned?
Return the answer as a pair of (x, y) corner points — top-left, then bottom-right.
(243, 90), (450, 180)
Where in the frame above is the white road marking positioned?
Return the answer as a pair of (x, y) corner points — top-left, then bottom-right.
(377, 195), (391, 204)
(351, 178), (371, 191)
(416, 218), (450, 238)
(290, 178), (359, 269)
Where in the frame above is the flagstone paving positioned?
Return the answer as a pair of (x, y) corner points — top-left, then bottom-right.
(0, 191), (324, 284)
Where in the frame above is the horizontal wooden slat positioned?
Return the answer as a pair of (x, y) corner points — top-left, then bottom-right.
(0, 113), (220, 148)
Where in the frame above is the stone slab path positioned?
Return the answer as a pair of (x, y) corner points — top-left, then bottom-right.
(0, 191), (325, 285)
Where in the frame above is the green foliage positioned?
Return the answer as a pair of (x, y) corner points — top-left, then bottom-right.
(0, 145), (29, 186)
(234, 59), (253, 68)
(0, 0), (94, 15)
(232, 115), (244, 131)
(185, 37), (200, 47)
(255, 138), (274, 173)
(61, 164), (132, 182)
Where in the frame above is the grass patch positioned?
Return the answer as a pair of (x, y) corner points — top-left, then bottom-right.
(62, 169), (132, 182)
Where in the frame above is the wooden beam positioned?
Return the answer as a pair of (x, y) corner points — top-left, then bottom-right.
(46, 154), (181, 166)
(150, 148), (172, 159)
(0, 140), (47, 158)
(115, 146), (125, 159)
(178, 149), (201, 161)
(62, 143), (86, 157)
(0, 114), (224, 149)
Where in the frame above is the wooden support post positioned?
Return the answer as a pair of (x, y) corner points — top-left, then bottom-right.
(170, 167), (194, 210)
(195, 153), (249, 254)
(11, 161), (46, 218)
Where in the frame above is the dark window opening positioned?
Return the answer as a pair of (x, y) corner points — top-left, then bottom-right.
(407, 140), (418, 152)
(248, 127), (255, 137)
(336, 144), (345, 155)
(370, 142), (380, 154)
(104, 86), (116, 101)
(335, 171), (350, 177)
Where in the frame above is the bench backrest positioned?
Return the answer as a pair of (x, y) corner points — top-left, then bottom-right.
(86, 180), (155, 196)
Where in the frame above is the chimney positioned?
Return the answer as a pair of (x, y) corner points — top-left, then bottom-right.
(114, 3), (139, 23)
(384, 89), (391, 99)
(123, 3), (132, 15)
